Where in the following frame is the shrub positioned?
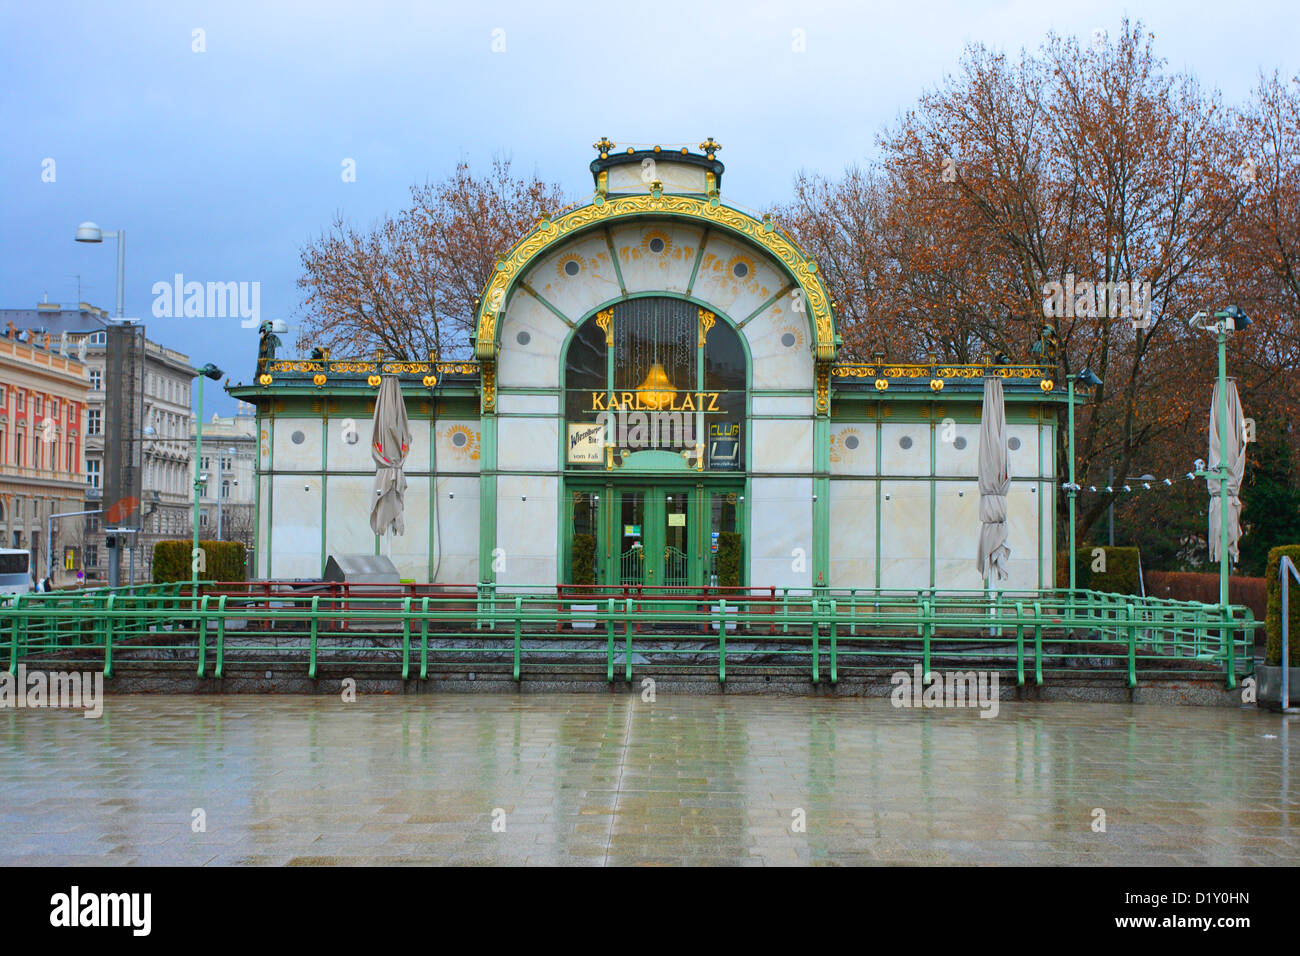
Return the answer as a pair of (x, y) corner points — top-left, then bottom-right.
(571, 534), (596, 586)
(1056, 546), (1142, 594)
(1144, 571), (1266, 621)
(1265, 545), (1300, 666)
(716, 532), (743, 588)
(152, 540), (247, 583)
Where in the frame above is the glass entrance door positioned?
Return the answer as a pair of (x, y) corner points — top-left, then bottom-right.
(567, 483), (743, 589)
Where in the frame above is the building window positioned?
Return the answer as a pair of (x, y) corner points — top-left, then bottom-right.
(86, 545), (98, 567)
(33, 395), (42, 416)
(66, 440), (75, 473)
(88, 409), (102, 435)
(89, 369), (102, 390)
(15, 433), (24, 467)
(221, 480), (230, 499)
(17, 392), (25, 411)
(51, 399), (60, 418)
(200, 512), (208, 528)
(0, 385), (6, 407)
(86, 459), (101, 489)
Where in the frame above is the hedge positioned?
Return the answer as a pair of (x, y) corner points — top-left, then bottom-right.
(1265, 545), (1300, 666)
(716, 532), (743, 588)
(1144, 571), (1266, 622)
(571, 534), (596, 586)
(152, 540), (247, 583)
(1055, 546), (1142, 595)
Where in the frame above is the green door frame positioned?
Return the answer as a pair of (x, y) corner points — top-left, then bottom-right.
(563, 480), (743, 587)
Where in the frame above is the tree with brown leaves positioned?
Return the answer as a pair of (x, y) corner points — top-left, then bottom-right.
(296, 157), (569, 359)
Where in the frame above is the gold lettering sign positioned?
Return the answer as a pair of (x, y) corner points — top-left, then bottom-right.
(590, 391), (720, 412)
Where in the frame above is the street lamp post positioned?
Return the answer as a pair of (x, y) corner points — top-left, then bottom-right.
(1189, 307), (1251, 610)
(74, 223), (125, 318)
(192, 365), (224, 590)
(1065, 369), (1103, 591)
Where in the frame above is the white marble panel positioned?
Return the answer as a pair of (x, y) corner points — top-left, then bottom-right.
(496, 393), (559, 415)
(750, 418), (813, 473)
(1006, 423), (1040, 478)
(325, 415), (372, 471)
(609, 222), (702, 296)
(829, 480), (876, 589)
(743, 301), (814, 390)
(272, 417), (322, 472)
(829, 423), (876, 476)
(496, 417), (558, 472)
(934, 480), (982, 590)
(495, 475), (558, 586)
(878, 479), (930, 589)
(934, 422), (980, 477)
(433, 475), (480, 583)
(433, 420), (482, 474)
(751, 395), (814, 417)
(269, 474), (323, 578)
(256, 475), (271, 576)
(880, 422), (931, 477)
(322, 475), (375, 561)
(498, 292), (569, 389)
(748, 476), (812, 588)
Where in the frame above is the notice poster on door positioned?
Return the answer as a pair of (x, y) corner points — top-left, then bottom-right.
(668, 512), (686, 527)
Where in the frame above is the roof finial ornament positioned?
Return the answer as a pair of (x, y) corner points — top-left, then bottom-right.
(593, 136), (615, 159)
(699, 137), (721, 159)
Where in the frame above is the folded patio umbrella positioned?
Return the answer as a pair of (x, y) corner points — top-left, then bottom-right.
(976, 376), (1011, 581)
(1207, 378), (1246, 564)
(370, 374), (412, 539)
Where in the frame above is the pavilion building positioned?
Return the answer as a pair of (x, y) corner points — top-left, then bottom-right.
(230, 143), (1067, 592)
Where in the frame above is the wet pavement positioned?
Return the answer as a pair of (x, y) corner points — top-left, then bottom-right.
(0, 694), (1296, 865)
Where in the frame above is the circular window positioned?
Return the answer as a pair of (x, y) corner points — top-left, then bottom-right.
(1008, 437), (1022, 451)
(291, 430), (305, 445)
(733, 262), (749, 278)
(451, 431), (468, 447)
(781, 332), (797, 347)
(516, 330), (531, 346)
(564, 260), (580, 276)
(648, 237), (665, 253)
(953, 436), (967, 450)
(899, 435), (913, 450)
(844, 435), (860, 450)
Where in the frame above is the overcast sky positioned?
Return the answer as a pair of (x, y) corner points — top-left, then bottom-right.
(2, 0), (1295, 413)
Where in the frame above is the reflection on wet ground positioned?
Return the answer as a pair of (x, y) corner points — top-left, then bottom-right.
(1, 694), (1295, 865)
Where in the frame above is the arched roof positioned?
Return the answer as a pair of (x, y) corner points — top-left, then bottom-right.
(473, 192), (838, 363)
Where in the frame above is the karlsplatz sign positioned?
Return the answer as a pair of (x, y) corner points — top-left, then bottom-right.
(588, 390), (721, 412)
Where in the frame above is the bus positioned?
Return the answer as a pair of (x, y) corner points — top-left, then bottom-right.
(0, 548), (34, 599)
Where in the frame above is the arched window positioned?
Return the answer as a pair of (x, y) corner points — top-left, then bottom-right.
(564, 297), (745, 470)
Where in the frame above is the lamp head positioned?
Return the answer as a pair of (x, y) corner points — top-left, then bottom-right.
(1216, 305), (1251, 331)
(75, 222), (103, 243)
(1075, 369), (1103, 387)
(198, 364), (224, 381)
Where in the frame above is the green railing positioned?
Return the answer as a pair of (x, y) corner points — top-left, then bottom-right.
(0, 583), (1256, 688)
